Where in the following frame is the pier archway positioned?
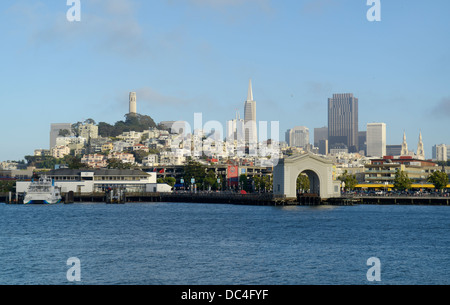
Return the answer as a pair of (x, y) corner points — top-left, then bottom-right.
(273, 153), (340, 199)
(296, 170), (320, 195)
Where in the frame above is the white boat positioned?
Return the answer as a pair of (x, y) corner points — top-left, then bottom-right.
(24, 176), (62, 205)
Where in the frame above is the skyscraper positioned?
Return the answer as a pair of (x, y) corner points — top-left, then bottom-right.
(366, 123), (386, 157)
(129, 92), (137, 115)
(313, 127), (328, 147)
(328, 93), (359, 152)
(244, 79), (257, 144)
(285, 126), (309, 148)
(226, 111), (245, 141)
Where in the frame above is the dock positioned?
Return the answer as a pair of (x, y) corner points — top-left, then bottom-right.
(2, 192), (450, 206)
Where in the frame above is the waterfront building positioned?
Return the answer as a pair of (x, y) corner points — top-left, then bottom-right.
(244, 79), (257, 145)
(328, 93), (359, 152)
(363, 156), (438, 186)
(16, 169), (157, 194)
(366, 123), (386, 157)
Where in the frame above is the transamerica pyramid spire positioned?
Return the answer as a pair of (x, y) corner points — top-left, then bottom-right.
(247, 79), (253, 101)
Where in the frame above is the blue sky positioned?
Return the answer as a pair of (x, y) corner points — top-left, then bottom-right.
(1, 0), (449, 161)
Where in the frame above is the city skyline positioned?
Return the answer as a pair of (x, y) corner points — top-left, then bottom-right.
(1, 1), (450, 161)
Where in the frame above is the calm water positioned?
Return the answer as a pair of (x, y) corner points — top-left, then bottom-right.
(0, 202), (449, 285)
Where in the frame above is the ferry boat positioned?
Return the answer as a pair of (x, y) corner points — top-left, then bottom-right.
(24, 176), (62, 205)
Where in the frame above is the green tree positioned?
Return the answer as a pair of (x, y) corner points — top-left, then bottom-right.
(393, 169), (412, 191)
(338, 170), (358, 191)
(107, 159), (133, 170)
(0, 180), (15, 193)
(427, 171), (449, 192)
(163, 177), (176, 187)
(296, 174), (310, 193)
(132, 150), (150, 164)
(204, 170), (218, 190)
(64, 155), (85, 169)
(183, 161), (206, 186)
(98, 122), (115, 137)
(58, 129), (71, 137)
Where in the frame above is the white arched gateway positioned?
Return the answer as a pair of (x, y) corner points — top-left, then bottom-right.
(273, 153), (341, 200)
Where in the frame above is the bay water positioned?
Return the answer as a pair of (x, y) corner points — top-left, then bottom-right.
(0, 202), (449, 285)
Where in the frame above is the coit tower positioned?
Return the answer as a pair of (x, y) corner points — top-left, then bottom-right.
(129, 92), (137, 115)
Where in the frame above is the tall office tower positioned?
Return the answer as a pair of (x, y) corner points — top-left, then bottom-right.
(358, 131), (367, 155)
(366, 123), (386, 157)
(50, 123), (73, 149)
(416, 132), (425, 160)
(401, 131), (409, 156)
(285, 126), (310, 148)
(313, 127), (328, 147)
(386, 145), (402, 156)
(226, 111), (245, 141)
(244, 79), (257, 144)
(129, 92), (137, 115)
(327, 93), (359, 152)
(434, 144), (448, 161)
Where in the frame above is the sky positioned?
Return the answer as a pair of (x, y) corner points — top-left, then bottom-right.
(1, 0), (449, 161)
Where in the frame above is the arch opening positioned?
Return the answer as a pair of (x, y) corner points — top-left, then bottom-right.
(296, 170), (321, 204)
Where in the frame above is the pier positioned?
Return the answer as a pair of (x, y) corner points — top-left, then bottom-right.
(2, 192), (450, 206)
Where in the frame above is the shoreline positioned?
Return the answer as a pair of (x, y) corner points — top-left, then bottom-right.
(2, 192), (450, 206)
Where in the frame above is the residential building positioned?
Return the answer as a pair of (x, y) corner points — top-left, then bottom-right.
(50, 123), (72, 149)
(108, 152), (135, 164)
(78, 123), (98, 141)
(51, 146), (71, 159)
(81, 154), (107, 168)
(34, 149), (51, 157)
